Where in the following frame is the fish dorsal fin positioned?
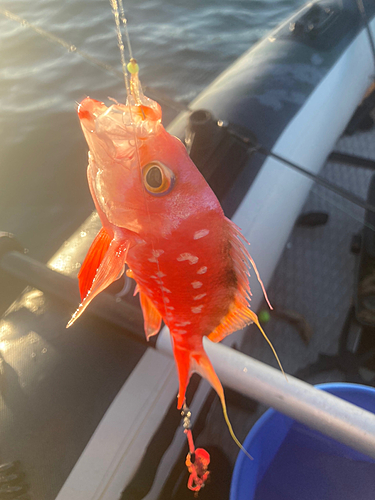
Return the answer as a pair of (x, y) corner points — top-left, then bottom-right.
(139, 290), (162, 340)
(208, 218), (260, 344)
(67, 229), (129, 328)
(207, 219), (285, 377)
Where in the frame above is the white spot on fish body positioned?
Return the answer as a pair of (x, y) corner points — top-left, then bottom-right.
(177, 253), (199, 265)
(193, 229), (209, 240)
(174, 329), (187, 334)
(191, 281), (203, 289)
(197, 266), (207, 275)
(193, 293), (206, 301)
(156, 271), (166, 278)
(167, 306), (175, 311)
(161, 287), (171, 293)
(191, 305), (204, 314)
(163, 297), (170, 304)
(175, 321), (191, 327)
(148, 249), (164, 263)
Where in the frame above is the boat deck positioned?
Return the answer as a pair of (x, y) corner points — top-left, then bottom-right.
(168, 121), (375, 498)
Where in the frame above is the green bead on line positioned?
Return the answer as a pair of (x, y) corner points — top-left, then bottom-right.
(127, 59), (139, 74)
(258, 310), (271, 324)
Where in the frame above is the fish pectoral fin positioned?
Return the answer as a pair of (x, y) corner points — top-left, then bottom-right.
(67, 231), (129, 328)
(77, 227), (112, 300)
(139, 291), (162, 340)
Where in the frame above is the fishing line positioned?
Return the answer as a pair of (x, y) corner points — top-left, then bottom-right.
(110, 0), (130, 97)
(0, 7), (188, 113)
(0, 8), (121, 78)
(109, 6), (252, 458)
(258, 147), (375, 216)
(117, 1), (133, 61)
(5, 6), (375, 226)
(3, 5), (375, 222)
(310, 184), (375, 235)
(225, 120), (375, 219)
(109, 0), (170, 322)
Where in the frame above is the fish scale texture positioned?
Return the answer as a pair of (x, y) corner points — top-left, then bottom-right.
(198, 125), (375, 467)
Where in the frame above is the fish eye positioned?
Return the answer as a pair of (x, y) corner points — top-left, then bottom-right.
(142, 162), (175, 195)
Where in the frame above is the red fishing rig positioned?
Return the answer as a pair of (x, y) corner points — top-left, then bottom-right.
(181, 404), (210, 495)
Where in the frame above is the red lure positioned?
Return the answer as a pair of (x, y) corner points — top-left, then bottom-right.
(67, 64), (282, 451)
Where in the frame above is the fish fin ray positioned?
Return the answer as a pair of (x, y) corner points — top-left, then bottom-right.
(172, 343), (192, 410)
(67, 236), (129, 328)
(173, 340), (222, 410)
(207, 219), (284, 377)
(78, 227), (112, 300)
(208, 301), (285, 378)
(208, 299), (254, 343)
(207, 217), (260, 343)
(139, 290), (162, 340)
(247, 309), (286, 380)
(226, 218), (272, 309)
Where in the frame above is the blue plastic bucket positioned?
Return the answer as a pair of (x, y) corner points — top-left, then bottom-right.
(230, 383), (375, 500)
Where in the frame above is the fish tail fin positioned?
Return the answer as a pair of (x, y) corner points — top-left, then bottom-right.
(173, 341), (253, 460)
(173, 343), (193, 410)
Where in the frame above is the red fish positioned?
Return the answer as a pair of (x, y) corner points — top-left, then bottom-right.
(67, 65), (281, 446)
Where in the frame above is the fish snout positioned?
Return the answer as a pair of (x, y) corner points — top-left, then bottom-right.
(77, 97), (107, 127)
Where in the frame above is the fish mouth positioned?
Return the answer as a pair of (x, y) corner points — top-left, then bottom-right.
(77, 96), (164, 164)
(77, 96), (162, 139)
(77, 97), (107, 130)
(78, 97), (137, 161)
(78, 98), (130, 137)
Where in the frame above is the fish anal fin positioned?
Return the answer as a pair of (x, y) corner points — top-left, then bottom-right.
(139, 290), (162, 340)
(67, 235), (129, 328)
(78, 227), (112, 300)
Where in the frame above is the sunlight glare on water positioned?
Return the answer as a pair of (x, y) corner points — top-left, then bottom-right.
(0, 0), (305, 261)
